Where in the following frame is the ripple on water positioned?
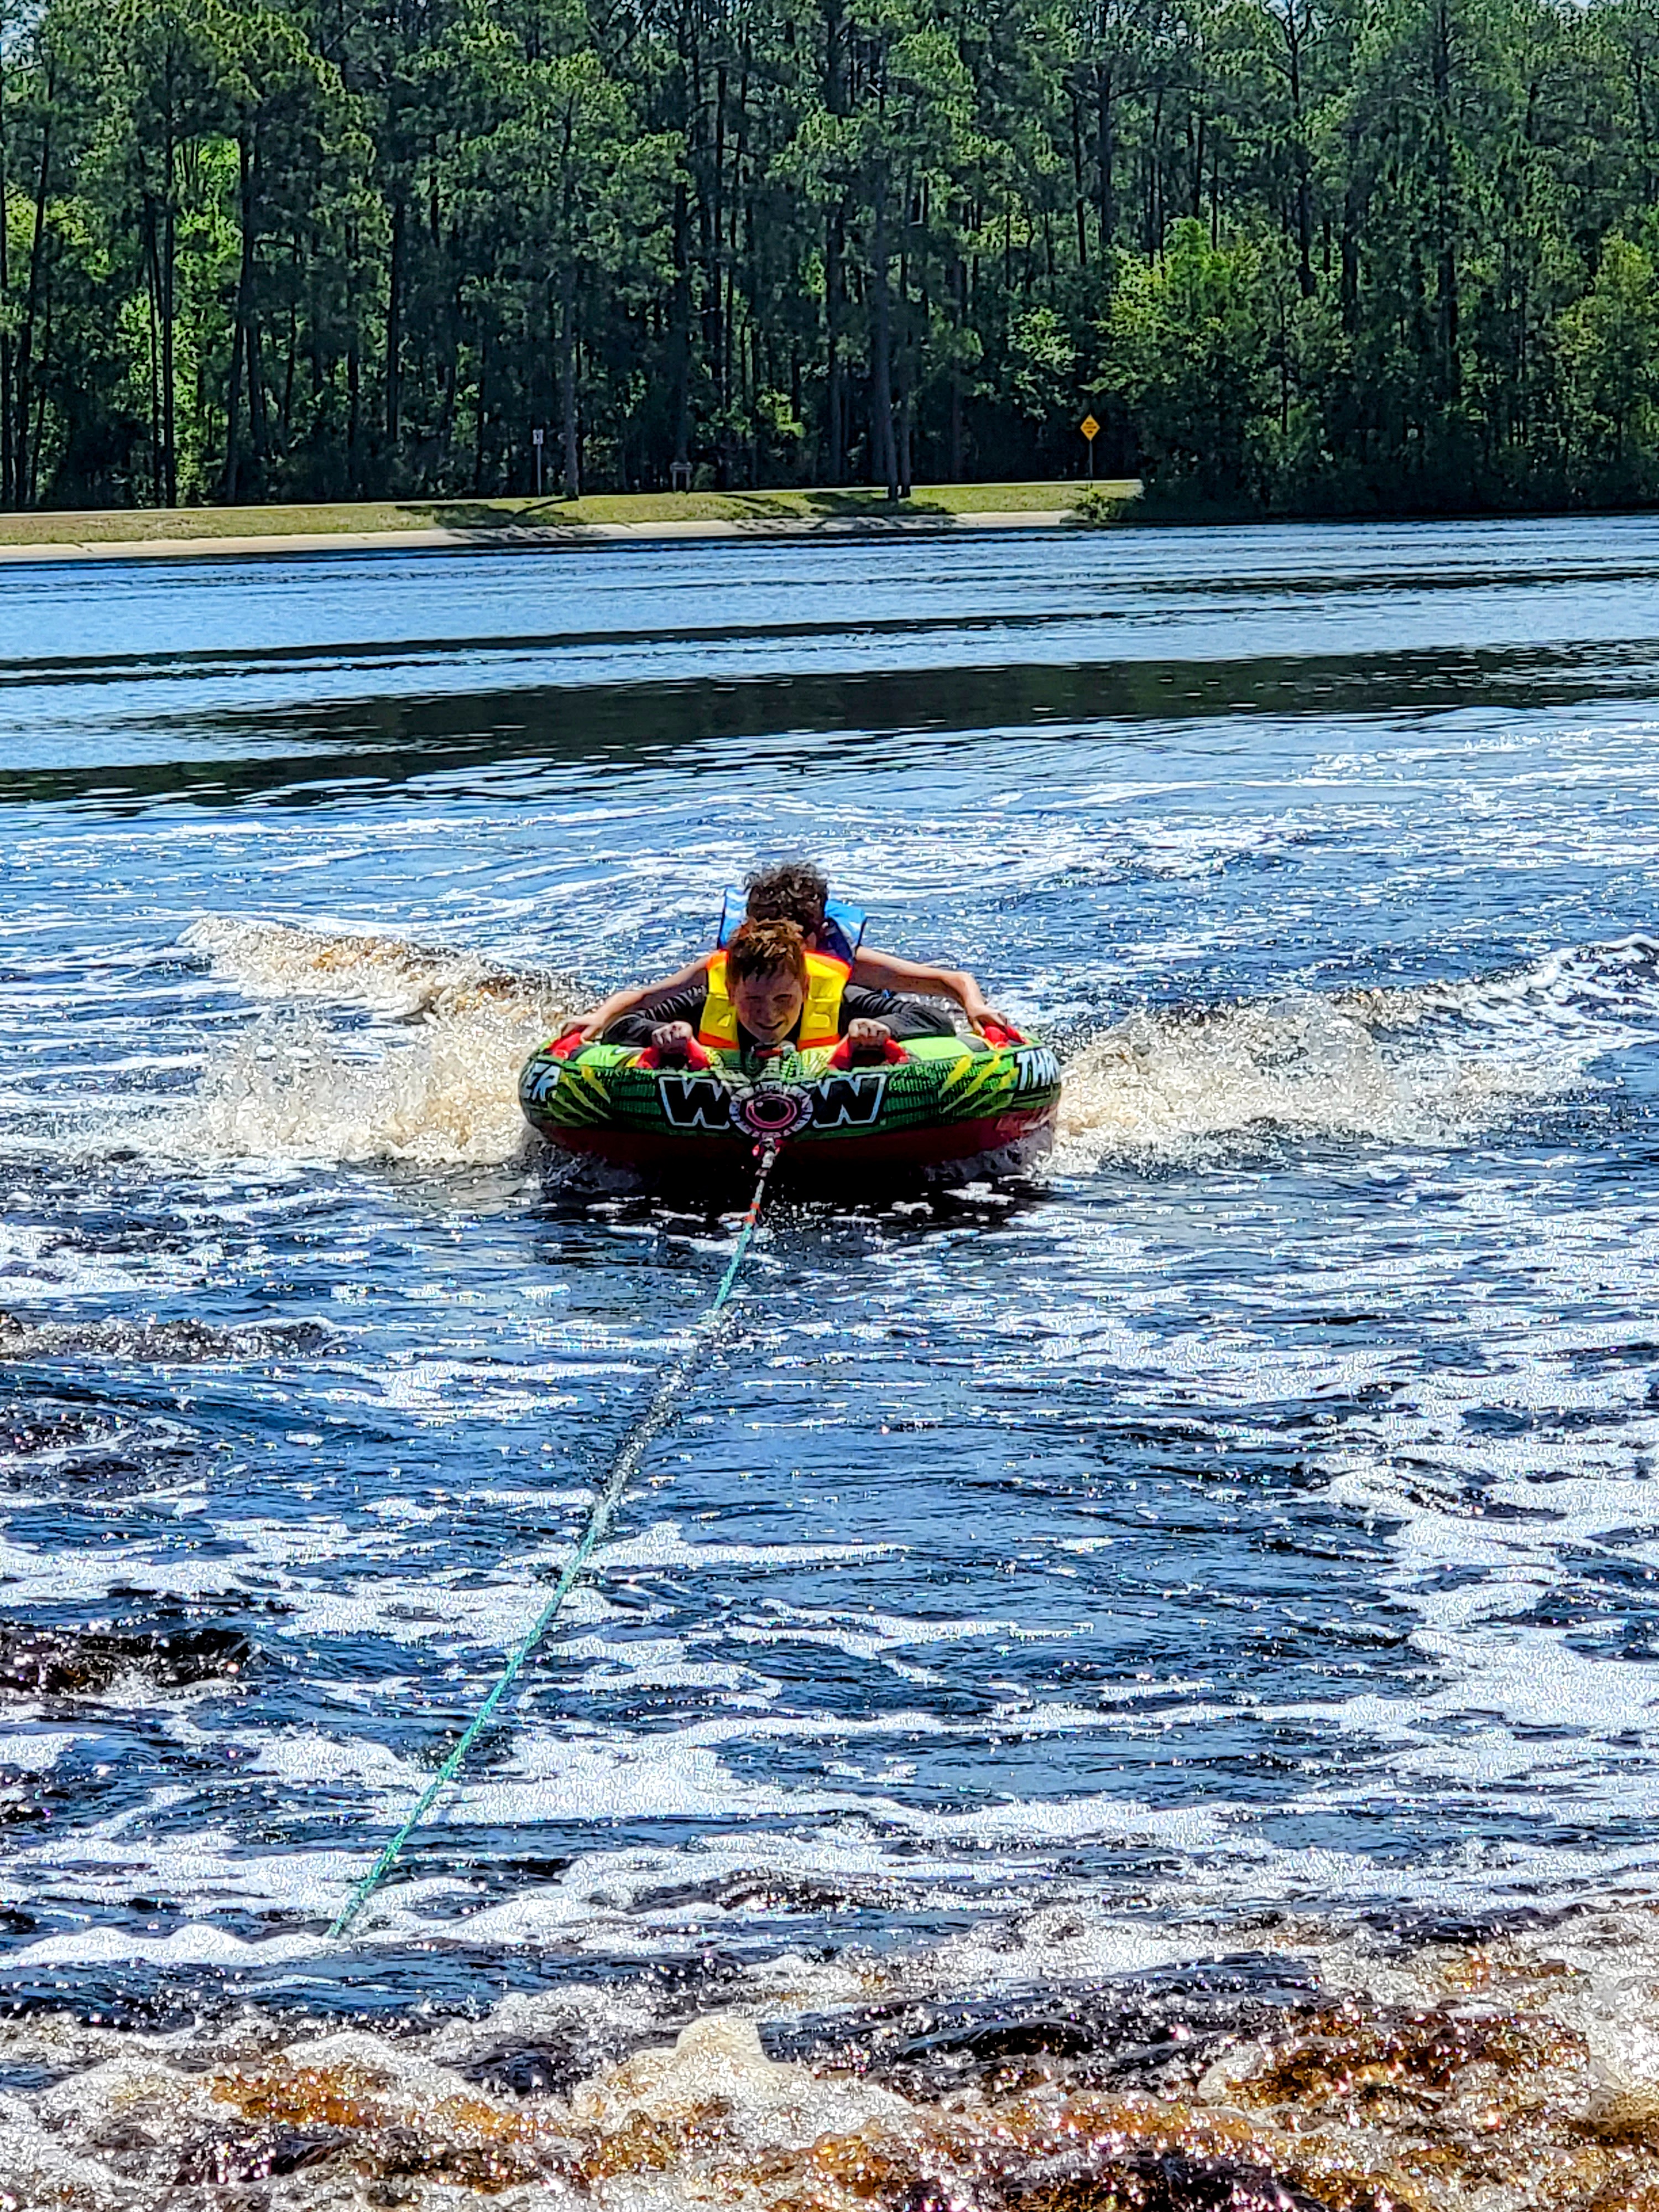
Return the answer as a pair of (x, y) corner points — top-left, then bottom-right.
(0, 524), (1657, 2201)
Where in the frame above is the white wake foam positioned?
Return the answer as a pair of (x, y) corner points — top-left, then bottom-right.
(1058, 936), (1659, 1167)
(181, 915), (581, 1023)
(168, 917), (586, 1166)
(165, 920), (1657, 1172)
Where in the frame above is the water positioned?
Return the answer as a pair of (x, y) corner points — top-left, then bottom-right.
(2, 519), (1659, 2202)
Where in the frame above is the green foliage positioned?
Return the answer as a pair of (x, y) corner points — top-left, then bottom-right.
(1557, 233), (1659, 499)
(1009, 306), (1076, 421)
(0, 0), (1656, 508)
(1098, 223), (1272, 502)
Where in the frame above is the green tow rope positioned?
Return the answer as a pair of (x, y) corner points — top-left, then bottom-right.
(330, 1138), (782, 1942)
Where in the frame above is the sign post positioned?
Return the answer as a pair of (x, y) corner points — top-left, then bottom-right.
(533, 425), (545, 497)
(1079, 413), (1099, 481)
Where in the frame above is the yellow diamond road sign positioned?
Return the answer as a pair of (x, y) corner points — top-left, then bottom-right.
(1080, 414), (1099, 441)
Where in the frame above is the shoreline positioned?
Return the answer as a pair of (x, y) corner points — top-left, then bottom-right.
(0, 509), (1073, 566)
(4, 491), (1652, 568)
(0, 487), (1124, 568)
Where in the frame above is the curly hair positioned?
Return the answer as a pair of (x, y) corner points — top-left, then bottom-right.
(725, 917), (809, 985)
(743, 861), (829, 930)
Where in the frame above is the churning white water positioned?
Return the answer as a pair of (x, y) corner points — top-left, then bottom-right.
(1, 519), (1658, 2205)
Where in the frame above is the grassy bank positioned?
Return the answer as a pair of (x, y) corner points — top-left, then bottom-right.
(0, 479), (1139, 547)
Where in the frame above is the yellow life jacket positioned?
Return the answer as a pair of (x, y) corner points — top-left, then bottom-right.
(697, 949), (849, 1055)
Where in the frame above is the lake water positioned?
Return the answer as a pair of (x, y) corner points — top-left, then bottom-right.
(2, 519), (1658, 2202)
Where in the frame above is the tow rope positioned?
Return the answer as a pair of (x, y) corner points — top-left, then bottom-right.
(330, 1134), (783, 1941)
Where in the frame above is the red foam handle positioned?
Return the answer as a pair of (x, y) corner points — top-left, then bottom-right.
(550, 1029), (586, 1060)
(637, 1039), (713, 1071)
(978, 1021), (1025, 1047)
(826, 1034), (909, 1070)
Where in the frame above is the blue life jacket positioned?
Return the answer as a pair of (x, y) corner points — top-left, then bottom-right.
(716, 889), (867, 967)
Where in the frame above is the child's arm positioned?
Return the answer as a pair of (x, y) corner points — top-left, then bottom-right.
(559, 954), (714, 1042)
(849, 948), (1008, 1032)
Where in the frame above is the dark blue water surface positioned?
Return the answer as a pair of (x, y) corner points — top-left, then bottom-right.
(2, 517), (1658, 2034)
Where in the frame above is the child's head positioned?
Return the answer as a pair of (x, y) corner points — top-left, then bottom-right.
(724, 919), (809, 1043)
(744, 862), (830, 941)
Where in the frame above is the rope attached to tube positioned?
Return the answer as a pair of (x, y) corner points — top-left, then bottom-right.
(330, 1138), (782, 1942)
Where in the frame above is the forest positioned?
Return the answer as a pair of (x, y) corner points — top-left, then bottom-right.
(3, 0), (1659, 514)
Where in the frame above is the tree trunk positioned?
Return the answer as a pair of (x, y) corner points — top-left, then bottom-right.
(709, 61), (726, 460)
(1095, 64), (1115, 269)
(560, 258), (580, 497)
(670, 176), (691, 469)
(1633, 45), (1654, 204)
(823, 0), (847, 483)
(144, 200), (162, 504)
(1071, 89), (1088, 269)
(223, 133), (259, 500)
(282, 265), (298, 451)
(224, 300), (246, 501)
(14, 77), (52, 512)
(727, 53), (749, 436)
(1190, 104), (1204, 220)
(826, 204), (846, 482)
(160, 53), (178, 502)
(244, 137), (269, 487)
(26, 292), (48, 504)
(0, 32), (14, 509)
(473, 319), (488, 490)
(161, 183), (178, 502)
(1432, 0), (1459, 396)
(386, 189), (405, 447)
(1286, 7), (1313, 299)
(1211, 139), (1221, 243)
(948, 252), (964, 480)
(1340, 128), (1361, 337)
(870, 180), (898, 500)
(346, 324), (361, 494)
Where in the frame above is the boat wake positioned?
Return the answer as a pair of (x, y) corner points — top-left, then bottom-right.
(1057, 935), (1659, 1168)
(180, 915), (585, 1025)
(160, 919), (1659, 1175)
(171, 917), (586, 1167)
(0, 1900), (1656, 2211)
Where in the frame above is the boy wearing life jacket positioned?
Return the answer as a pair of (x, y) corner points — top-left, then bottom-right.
(601, 918), (957, 1067)
(562, 862), (1005, 1045)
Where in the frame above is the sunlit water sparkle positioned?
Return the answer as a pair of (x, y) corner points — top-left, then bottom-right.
(2, 519), (1658, 2204)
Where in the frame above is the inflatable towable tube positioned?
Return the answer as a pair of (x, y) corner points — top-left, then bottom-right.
(519, 1026), (1061, 1191)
